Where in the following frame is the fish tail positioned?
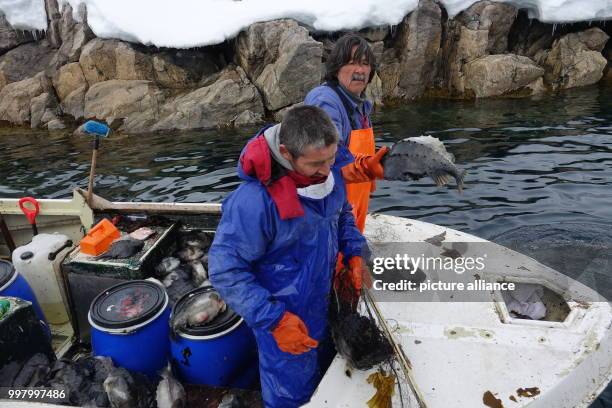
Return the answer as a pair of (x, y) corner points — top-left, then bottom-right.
(455, 169), (467, 193)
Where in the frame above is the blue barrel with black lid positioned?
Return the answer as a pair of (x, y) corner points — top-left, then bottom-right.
(0, 259), (47, 326)
(170, 286), (258, 388)
(89, 280), (171, 378)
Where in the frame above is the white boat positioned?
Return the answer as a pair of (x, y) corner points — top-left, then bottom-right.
(1, 189), (610, 408)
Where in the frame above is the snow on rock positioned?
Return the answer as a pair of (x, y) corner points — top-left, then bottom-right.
(1, 0), (611, 49)
(0, 0), (46, 30)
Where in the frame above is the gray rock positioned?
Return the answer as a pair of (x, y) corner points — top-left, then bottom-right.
(364, 71), (383, 106)
(543, 28), (610, 90)
(79, 38), (223, 90)
(233, 110), (262, 127)
(456, 1), (517, 54)
(0, 13), (34, 55)
(442, 23), (489, 96)
(510, 13), (557, 59)
(237, 19), (323, 111)
(379, 0), (442, 100)
(434, 0), (519, 98)
(255, 39), (322, 110)
(61, 85), (87, 120)
(152, 54), (194, 89)
(115, 42), (155, 81)
(84, 80), (165, 131)
(58, 3), (76, 44)
(52, 62), (87, 101)
(30, 92), (60, 128)
(151, 49), (221, 89)
(153, 65), (263, 132)
(46, 118), (66, 130)
(79, 39), (119, 84)
(79, 39), (156, 84)
(574, 28), (609, 53)
(0, 42), (56, 91)
(359, 26), (390, 42)
(273, 102), (303, 122)
(370, 41), (384, 66)
(44, 0), (62, 48)
(51, 4), (94, 67)
(464, 54), (545, 97)
(0, 73), (52, 124)
(236, 19), (294, 80)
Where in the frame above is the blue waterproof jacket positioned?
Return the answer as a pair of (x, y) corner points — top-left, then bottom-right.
(209, 149), (365, 407)
(304, 84), (373, 148)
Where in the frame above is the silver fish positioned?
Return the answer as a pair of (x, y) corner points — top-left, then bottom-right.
(383, 135), (466, 192)
(97, 238), (144, 259)
(162, 272), (180, 288)
(156, 364), (185, 408)
(157, 257), (181, 276)
(190, 261), (208, 287)
(103, 368), (134, 408)
(218, 393), (244, 408)
(172, 292), (226, 333)
(177, 246), (204, 262)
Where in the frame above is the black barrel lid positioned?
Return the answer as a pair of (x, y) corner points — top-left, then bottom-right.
(0, 260), (15, 289)
(172, 286), (241, 337)
(90, 280), (167, 330)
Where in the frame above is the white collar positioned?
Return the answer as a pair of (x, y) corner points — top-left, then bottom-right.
(297, 172), (335, 200)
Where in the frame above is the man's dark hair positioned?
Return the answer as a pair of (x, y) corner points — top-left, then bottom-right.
(279, 105), (339, 157)
(324, 33), (377, 84)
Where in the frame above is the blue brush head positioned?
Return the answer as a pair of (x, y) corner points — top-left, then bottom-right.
(82, 120), (111, 137)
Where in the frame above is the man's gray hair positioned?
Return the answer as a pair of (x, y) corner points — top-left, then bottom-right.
(279, 105), (339, 157)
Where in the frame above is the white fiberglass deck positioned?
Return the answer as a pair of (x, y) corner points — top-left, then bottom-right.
(308, 214), (612, 408)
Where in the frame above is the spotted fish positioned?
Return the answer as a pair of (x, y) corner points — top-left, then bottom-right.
(383, 135), (466, 192)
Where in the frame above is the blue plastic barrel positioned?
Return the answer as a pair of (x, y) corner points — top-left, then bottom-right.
(89, 280), (170, 378)
(0, 259), (47, 325)
(170, 286), (259, 388)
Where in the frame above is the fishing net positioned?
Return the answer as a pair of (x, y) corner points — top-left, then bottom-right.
(329, 269), (394, 371)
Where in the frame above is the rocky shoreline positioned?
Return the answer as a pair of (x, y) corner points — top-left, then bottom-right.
(0, 0), (610, 133)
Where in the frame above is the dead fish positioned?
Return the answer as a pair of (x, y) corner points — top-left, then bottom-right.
(156, 364), (185, 408)
(104, 367), (134, 408)
(157, 257), (181, 276)
(424, 231), (446, 246)
(12, 353), (50, 387)
(383, 135), (466, 192)
(172, 292), (226, 333)
(162, 272), (180, 288)
(190, 261), (208, 287)
(97, 238), (144, 259)
(129, 227), (155, 241)
(218, 393), (245, 408)
(178, 230), (211, 249)
(177, 246), (203, 262)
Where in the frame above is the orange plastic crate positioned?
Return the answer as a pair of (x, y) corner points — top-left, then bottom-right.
(80, 218), (120, 256)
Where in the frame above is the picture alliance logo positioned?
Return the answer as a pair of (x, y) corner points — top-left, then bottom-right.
(371, 253), (487, 275)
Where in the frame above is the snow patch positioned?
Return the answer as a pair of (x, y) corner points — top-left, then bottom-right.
(0, 0), (46, 30)
(0, 0), (610, 48)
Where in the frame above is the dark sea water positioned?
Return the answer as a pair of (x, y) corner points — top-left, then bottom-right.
(1, 83), (611, 405)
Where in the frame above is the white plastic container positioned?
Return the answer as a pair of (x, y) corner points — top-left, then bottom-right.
(12, 233), (73, 325)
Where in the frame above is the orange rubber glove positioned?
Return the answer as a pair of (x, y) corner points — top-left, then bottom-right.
(271, 312), (318, 355)
(348, 256), (364, 291)
(341, 146), (389, 183)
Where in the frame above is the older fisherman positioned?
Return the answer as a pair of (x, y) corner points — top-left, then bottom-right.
(209, 106), (366, 407)
(304, 34), (388, 233)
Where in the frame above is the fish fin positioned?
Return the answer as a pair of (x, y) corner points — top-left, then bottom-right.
(431, 171), (450, 187)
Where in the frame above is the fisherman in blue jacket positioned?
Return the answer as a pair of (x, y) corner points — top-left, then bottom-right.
(305, 34), (388, 233)
(209, 105), (366, 408)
